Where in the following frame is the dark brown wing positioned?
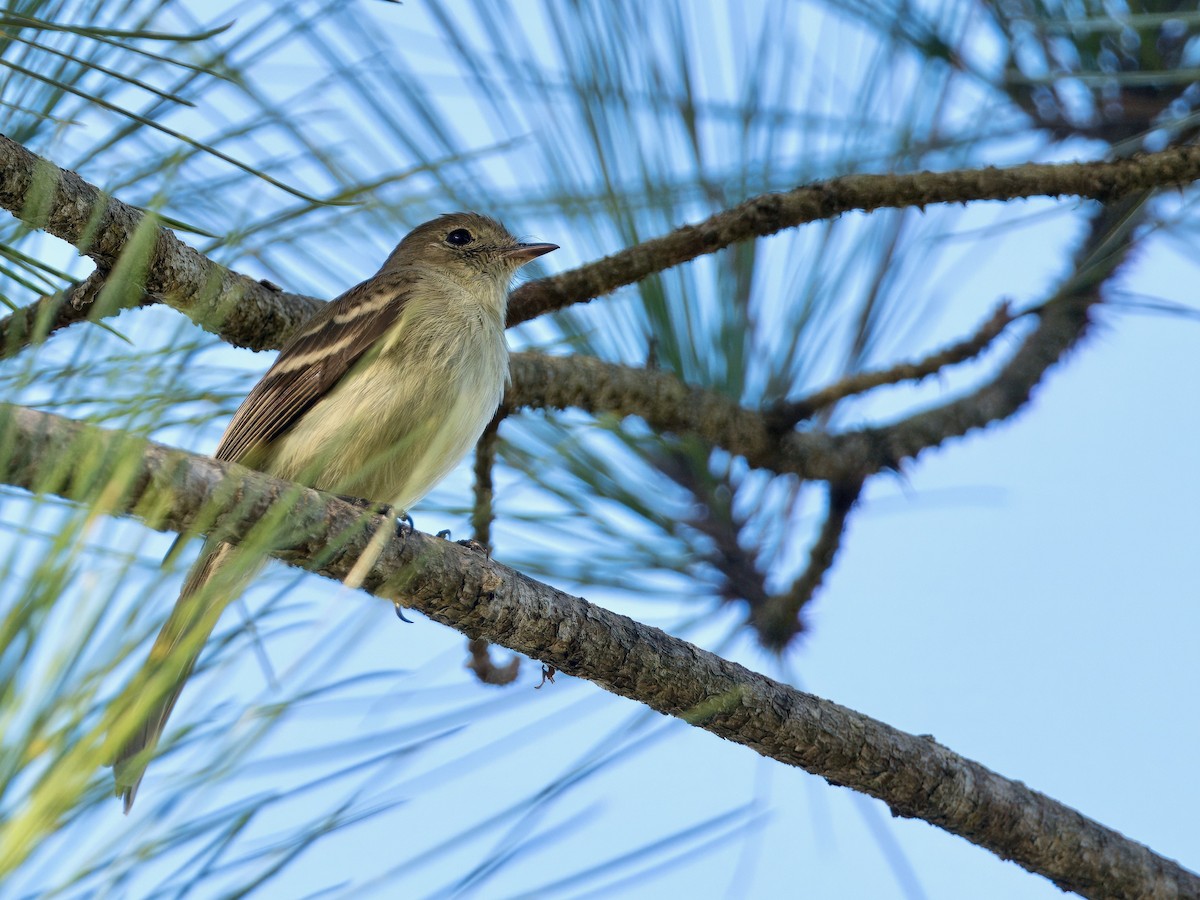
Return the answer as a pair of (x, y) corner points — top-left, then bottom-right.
(214, 273), (411, 463)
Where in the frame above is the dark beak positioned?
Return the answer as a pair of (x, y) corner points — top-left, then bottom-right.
(505, 242), (558, 265)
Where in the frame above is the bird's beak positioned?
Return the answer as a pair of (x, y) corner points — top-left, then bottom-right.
(505, 242), (558, 265)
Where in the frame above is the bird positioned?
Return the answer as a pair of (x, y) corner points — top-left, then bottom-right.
(111, 212), (556, 811)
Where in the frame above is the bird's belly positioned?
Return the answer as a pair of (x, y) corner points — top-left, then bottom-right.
(264, 345), (505, 512)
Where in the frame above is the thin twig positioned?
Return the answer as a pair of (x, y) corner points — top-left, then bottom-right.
(768, 303), (1018, 429)
(464, 412), (519, 686)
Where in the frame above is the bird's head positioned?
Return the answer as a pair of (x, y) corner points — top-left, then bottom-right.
(385, 212), (557, 297)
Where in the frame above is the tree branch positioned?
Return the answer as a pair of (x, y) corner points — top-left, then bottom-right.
(0, 400), (1193, 900)
(0, 270), (123, 352)
(767, 302), (1018, 428)
(750, 478), (863, 651)
(3, 132), (1197, 353)
(505, 292), (1084, 484)
(0, 135), (1162, 492)
(0, 132), (322, 352)
(504, 146), (1200, 324)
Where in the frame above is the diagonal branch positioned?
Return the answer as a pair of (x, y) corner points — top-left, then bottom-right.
(0, 132), (322, 353)
(0, 401), (1194, 900)
(0, 269), (118, 351)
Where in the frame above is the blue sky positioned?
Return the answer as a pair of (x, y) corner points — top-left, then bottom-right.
(3, 2), (1198, 898)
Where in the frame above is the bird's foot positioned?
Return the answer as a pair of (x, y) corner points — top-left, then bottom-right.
(339, 496), (414, 540)
(390, 515), (414, 622)
(435, 529), (490, 557)
(534, 664), (557, 689)
(395, 514), (414, 538)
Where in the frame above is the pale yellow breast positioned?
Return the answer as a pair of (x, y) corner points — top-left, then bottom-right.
(263, 289), (508, 512)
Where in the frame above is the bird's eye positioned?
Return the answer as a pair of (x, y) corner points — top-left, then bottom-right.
(446, 228), (473, 246)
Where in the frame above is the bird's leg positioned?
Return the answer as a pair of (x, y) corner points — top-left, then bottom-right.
(395, 514), (415, 622)
(391, 517), (415, 623)
(336, 496), (414, 622)
(535, 665), (557, 689)
(337, 494), (414, 538)
(393, 513), (417, 619)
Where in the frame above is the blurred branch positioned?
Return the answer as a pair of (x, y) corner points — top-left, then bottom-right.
(749, 479), (863, 651)
(465, 638), (519, 687)
(653, 441), (776, 630)
(0, 269), (134, 351)
(0, 400), (1193, 899)
(470, 411), (503, 552)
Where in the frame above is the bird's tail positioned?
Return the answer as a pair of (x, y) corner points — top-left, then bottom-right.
(110, 540), (253, 812)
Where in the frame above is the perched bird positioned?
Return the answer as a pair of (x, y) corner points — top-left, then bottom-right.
(112, 213), (556, 811)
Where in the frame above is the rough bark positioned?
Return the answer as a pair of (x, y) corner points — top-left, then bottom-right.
(0, 401), (1194, 900)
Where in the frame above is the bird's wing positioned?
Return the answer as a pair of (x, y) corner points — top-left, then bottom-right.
(214, 275), (410, 463)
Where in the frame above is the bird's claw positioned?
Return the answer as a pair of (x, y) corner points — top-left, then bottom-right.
(435, 530), (490, 557)
(534, 664), (557, 689)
